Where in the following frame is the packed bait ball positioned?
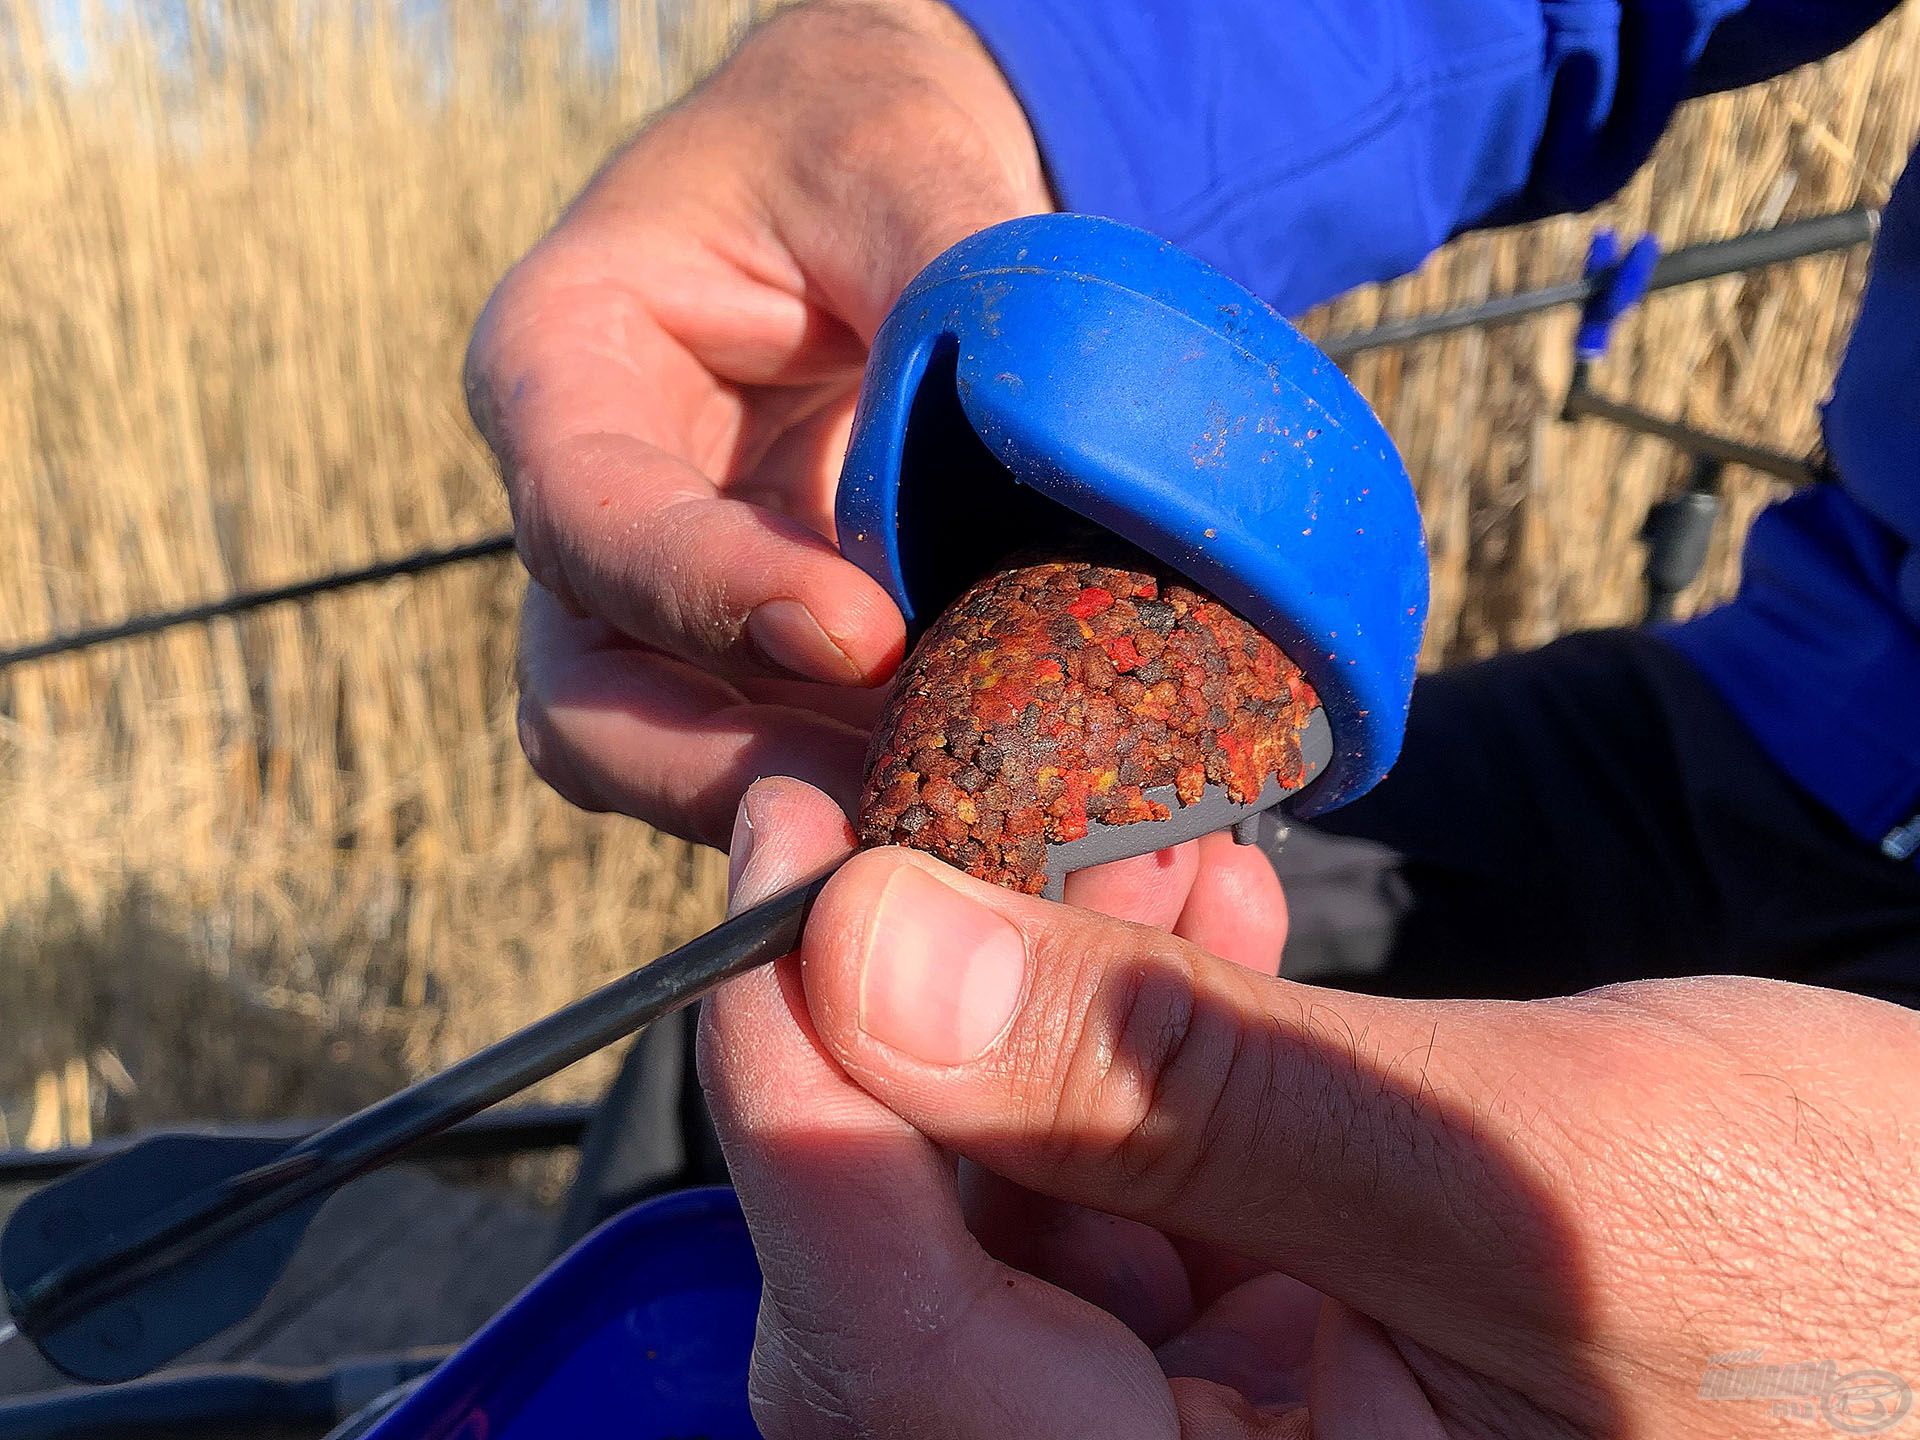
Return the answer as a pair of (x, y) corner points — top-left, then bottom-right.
(858, 551), (1320, 894)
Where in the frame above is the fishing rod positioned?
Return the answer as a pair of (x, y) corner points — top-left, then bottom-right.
(0, 870), (835, 1385)
(1321, 203), (1878, 357)
(0, 207), (1880, 676)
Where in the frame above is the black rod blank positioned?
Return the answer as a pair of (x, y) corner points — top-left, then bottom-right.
(0, 533), (514, 673)
(7, 870), (832, 1344)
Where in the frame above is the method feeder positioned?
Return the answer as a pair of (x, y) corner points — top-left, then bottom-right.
(1, 214), (1427, 1387)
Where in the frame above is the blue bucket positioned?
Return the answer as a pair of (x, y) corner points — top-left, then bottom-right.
(361, 1186), (762, 1439)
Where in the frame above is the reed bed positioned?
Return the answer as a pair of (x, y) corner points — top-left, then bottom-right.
(2, 0), (1916, 1143)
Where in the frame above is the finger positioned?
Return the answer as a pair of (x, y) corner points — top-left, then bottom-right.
(703, 782), (972, 1430)
(707, 780), (958, 1319)
(1059, 833), (1287, 968)
(966, 836), (1278, 1341)
(1169, 1381), (1307, 1440)
(700, 781), (1183, 1438)
(1063, 842), (1201, 929)
(1155, 1273), (1323, 1408)
(960, 1166), (1196, 1346)
(732, 671), (889, 730)
(1175, 832), (1289, 974)
(722, 776), (861, 917)
(1305, 1303), (1449, 1438)
(967, 839), (1208, 1342)
(517, 584), (869, 844)
(468, 261), (905, 689)
(794, 848), (1591, 1382)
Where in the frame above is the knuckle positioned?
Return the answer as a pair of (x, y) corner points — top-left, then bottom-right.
(460, 265), (582, 603)
(513, 529), (559, 606)
(519, 475), (732, 651)
(514, 690), (605, 815)
(661, 500), (736, 619)
(512, 691), (558, 787)
(744, 1303), (872, 1440)
(745, 1269), (978, 1440)
(746, 1343), (856, 1439)
(619, 495), (739, 652)
(1043, 950), (1258, 1216)
(462, 258), (544, 458)
(498, 444), (579, 609)
(460, 309), (504, 444)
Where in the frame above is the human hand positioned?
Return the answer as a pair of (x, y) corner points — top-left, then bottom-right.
(702, 778), (1920, 1438)
(467, 1), (1048, 845)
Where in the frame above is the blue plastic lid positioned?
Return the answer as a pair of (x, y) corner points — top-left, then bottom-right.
(361, 1186), (762, 1440)
(836, 213), (1428, 815)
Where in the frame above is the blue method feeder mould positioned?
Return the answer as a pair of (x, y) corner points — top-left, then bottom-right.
(838, 212), (1427, 817)
(356, 216), (1426, 1440)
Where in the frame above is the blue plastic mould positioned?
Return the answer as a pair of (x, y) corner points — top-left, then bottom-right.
(837, 213), (1426, 814)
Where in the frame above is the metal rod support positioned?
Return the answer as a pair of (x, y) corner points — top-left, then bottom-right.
(1563, 381), (1822, 485)
(0, 1348), (448, 1440)
(0, 1103), (595, 1188)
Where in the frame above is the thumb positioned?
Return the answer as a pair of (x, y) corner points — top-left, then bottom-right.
(797, 848), (1597, 1392)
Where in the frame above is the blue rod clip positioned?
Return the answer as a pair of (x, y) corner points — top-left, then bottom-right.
(1575, 229), (1662, 362)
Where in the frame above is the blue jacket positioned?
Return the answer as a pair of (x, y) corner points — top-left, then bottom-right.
(948, 0), (1920, 865)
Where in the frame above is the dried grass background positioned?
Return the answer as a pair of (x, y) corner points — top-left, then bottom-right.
(2, 0), (1916, 1146)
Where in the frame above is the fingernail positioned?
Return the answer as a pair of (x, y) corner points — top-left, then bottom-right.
(726, 792), (758, 917)
(858, 866), (1026, 1066)
(748, 599), (863, 683)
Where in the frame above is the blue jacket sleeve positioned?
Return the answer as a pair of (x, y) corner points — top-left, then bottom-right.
(946, 0), (1897, 315)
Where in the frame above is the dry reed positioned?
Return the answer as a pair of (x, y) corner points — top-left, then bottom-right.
(2, 0), (1916, 1142)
